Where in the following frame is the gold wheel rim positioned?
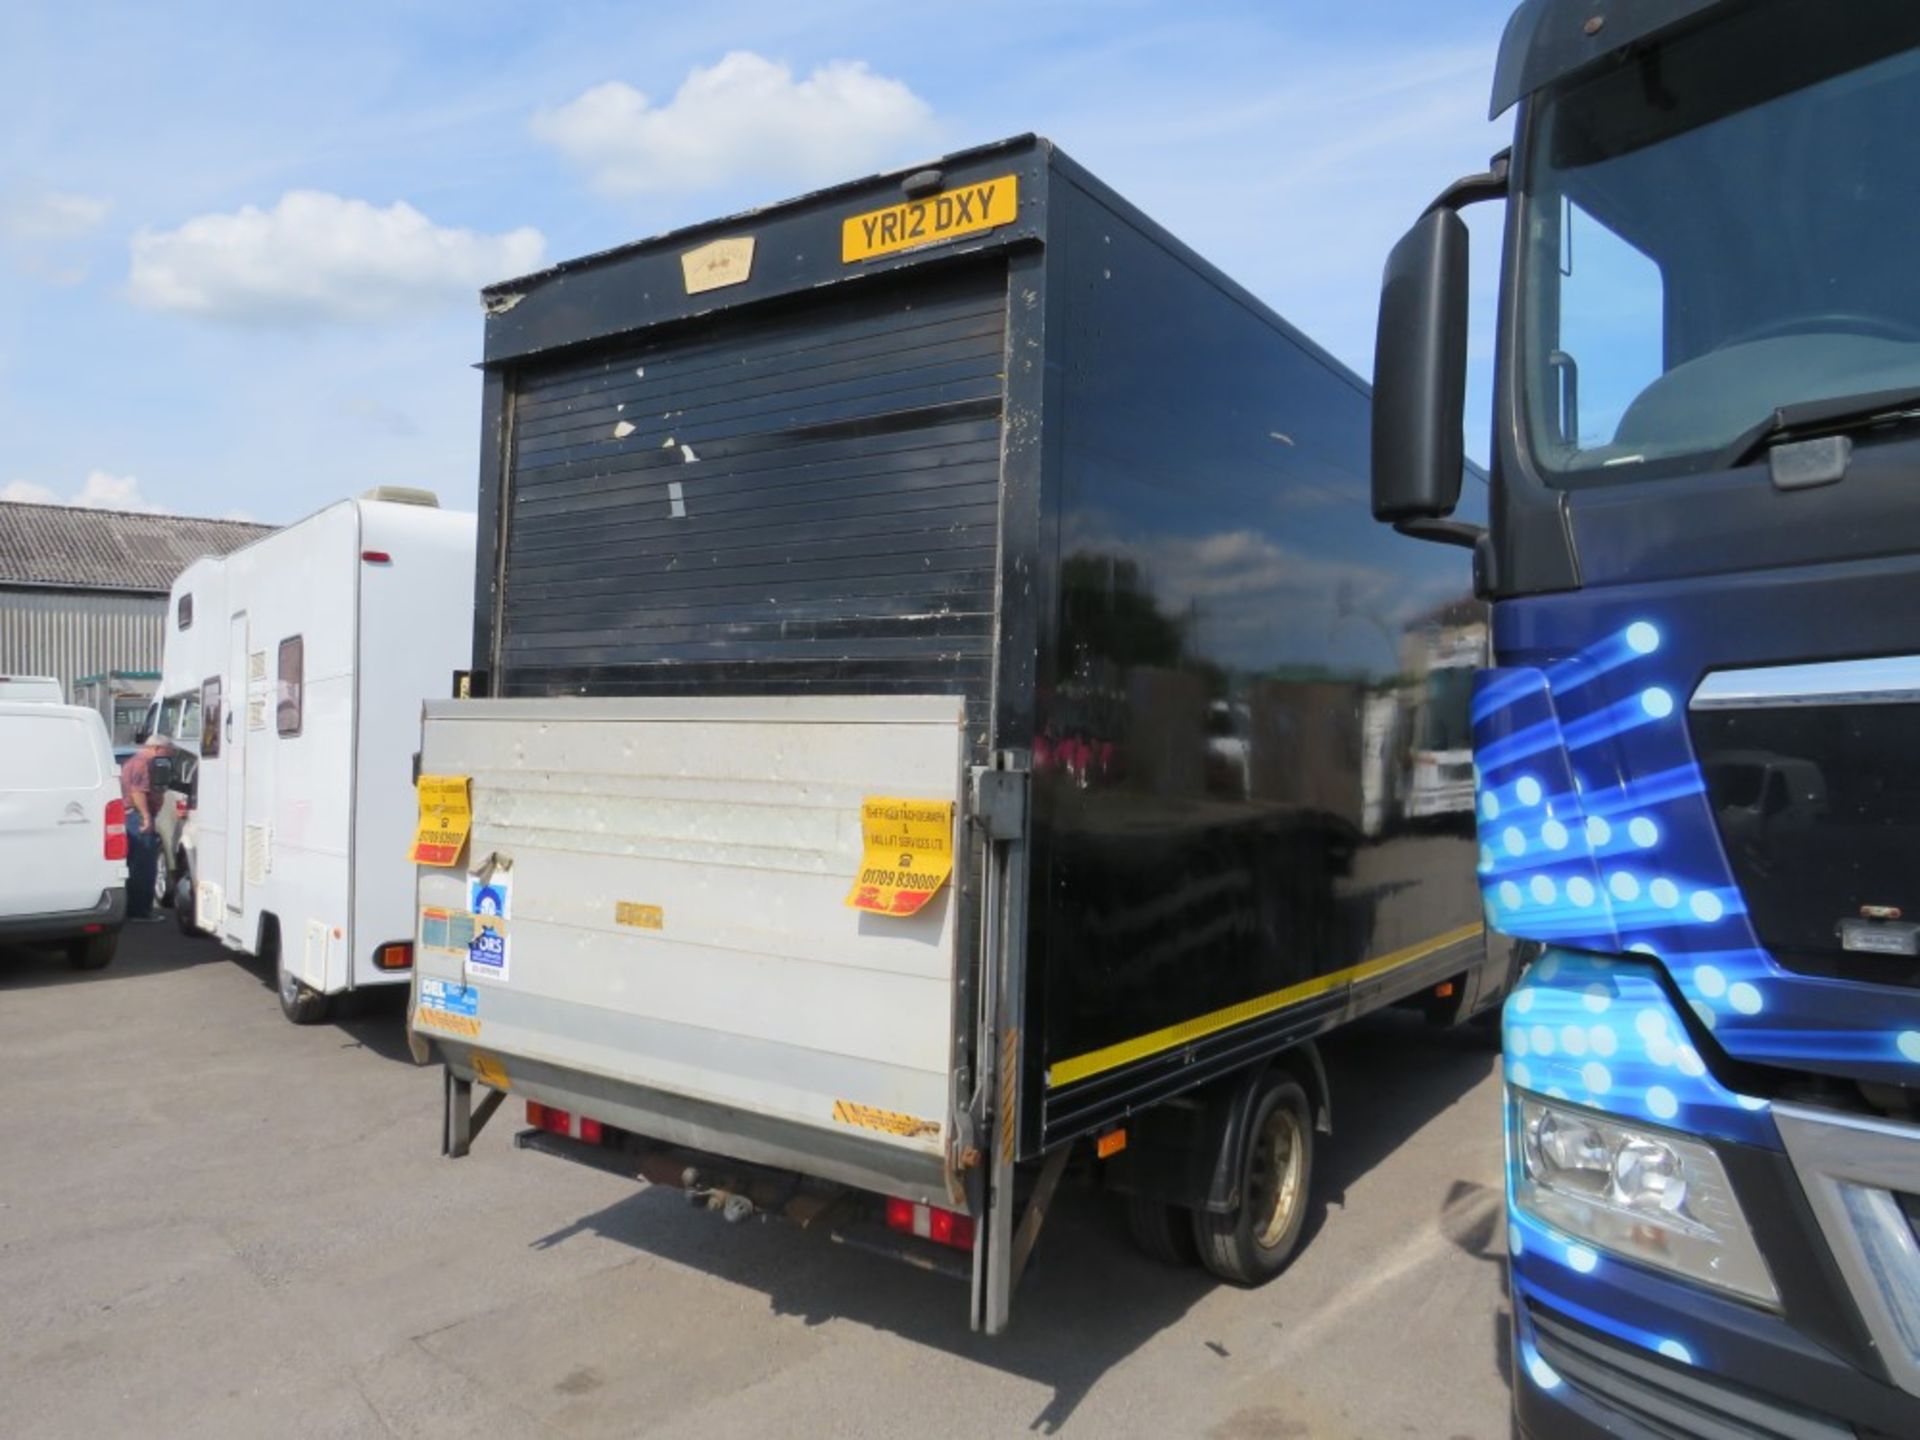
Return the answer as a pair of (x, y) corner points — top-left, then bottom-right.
(1251, 1105), (1305, 1250)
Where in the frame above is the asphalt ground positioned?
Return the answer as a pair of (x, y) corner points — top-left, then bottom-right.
(0, 920), (1512, 1438)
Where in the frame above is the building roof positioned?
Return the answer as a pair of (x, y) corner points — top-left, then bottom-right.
(0, 502), (274, 594)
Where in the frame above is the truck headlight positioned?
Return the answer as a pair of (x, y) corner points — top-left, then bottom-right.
(1512, 1091), (1778, 1308)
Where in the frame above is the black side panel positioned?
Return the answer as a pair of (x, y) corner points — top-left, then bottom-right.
(495, 262), (1008, 747)
(1033, 173), (1487, 1144)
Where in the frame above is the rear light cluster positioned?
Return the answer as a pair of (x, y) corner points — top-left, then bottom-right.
(884, 1197), (976, 1250)
(104, 800), (127, 861)
(526, 1100), (602, 1144)
(373, 941), (413, 971)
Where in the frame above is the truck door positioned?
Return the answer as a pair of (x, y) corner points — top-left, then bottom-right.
(223, 612), (248, 928)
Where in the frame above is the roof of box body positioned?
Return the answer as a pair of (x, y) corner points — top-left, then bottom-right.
(473, 131), (1372, 400)
(478, 134), (1051, 367)
(482, 134), (1045, 300)
(0, 502), (274, 594)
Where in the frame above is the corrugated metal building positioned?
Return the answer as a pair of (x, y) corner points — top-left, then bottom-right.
(0, 503), (273, 697)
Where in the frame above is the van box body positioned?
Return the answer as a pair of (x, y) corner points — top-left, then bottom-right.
(415, 136), (1486, 1222)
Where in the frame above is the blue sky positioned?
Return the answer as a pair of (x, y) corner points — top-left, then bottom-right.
(0, 1), (1511, 522)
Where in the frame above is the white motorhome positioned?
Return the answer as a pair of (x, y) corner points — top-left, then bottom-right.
(166, 490), (475, 1022)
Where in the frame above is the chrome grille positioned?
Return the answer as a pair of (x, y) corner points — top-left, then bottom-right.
(1775, 1102), (1920, 1398)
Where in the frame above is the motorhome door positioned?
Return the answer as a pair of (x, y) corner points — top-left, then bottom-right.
(224, 612), (249, 921)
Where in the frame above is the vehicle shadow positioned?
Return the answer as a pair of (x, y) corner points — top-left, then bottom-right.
(334, 986), (421, 1064)
(0, 915), (221, 990)
(523, 1010), (1498, 1432)
(224, 948), (422, 1065)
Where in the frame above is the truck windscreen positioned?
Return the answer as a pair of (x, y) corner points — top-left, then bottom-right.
(1518, 3), (1920, 483)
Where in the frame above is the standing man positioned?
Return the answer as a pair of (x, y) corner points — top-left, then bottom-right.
(119, 730), (169, 922)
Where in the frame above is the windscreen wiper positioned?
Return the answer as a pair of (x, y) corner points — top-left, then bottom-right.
(1718, 384), (1920, 470)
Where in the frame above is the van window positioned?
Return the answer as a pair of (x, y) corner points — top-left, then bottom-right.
(0, 715), (101, 791)
(201, 678), (223, 757)
(177, 594), (193, 630)
(277, 637), (303, 737)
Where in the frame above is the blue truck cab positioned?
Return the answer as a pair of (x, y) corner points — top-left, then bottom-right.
(1371, 2), (1920, 1434)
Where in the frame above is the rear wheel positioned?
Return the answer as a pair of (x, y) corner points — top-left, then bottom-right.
(270, 923), (330, 1025)
(174, 869), (199, 936)
(1193, 1076), (1313, 1285)
(1125, 1194), (1199, 1266)
(66, 931), (118, 970)
(154, 845), (173, 911)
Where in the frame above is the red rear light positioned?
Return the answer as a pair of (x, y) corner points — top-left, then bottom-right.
(361, 550), (391, 564)
(525, 1101), (601, 1143)
(104, 799), (127, 861)
(373, 941), (413, 971)
(883, 1197), (975, 1251)
(174, 797), (188, 818)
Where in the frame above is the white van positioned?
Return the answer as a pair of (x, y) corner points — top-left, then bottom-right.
(165, 490), (475, 1022)
(0, 702), (126, 968)
(0, 675), (64, 705)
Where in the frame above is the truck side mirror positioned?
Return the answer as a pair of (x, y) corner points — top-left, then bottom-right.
(1372, 208), (1470, 533)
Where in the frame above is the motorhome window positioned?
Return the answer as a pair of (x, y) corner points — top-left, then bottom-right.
(201, 678), (222, 756)
(277, 636), (303, 737)
(177, 594), (193, 630)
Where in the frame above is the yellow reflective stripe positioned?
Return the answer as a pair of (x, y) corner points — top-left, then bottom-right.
(1045, 921), (1485, 1089)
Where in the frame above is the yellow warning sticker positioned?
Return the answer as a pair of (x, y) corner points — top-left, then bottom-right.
(615, 901), (664, 930)
(832, 1099), (942, 1139)
(841, 174), (1018, 263)
(409, 774), (471, 867)
(414, 1006), (481, 1040)
(471, 1052), (510, 1091)
(846, 797), (954, 916)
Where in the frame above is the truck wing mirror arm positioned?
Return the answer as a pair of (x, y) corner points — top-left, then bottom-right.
(1394, 517), (1483, 549)
(1426, 151), (1510, 216)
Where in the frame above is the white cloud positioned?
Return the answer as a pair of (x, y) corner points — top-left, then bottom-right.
(533, 52), (936, 197)
(1, 188), (110, 243)
(127, 191), (546, 323)
(2, 470), (166, 513)
(1, 186), (111, 284)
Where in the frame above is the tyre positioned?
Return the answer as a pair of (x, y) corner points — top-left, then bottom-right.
(270, 923), (331, 1025)
(174, 870), (199, 937)
(67, 931), (118, 970)
(1193, 1076), (1313, 1285)
(1126, 1194), (1199, 1266)
(155, 845), (173, 911)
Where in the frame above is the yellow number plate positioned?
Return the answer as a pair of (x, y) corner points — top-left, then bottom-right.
(842, 175), (1018, 263)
